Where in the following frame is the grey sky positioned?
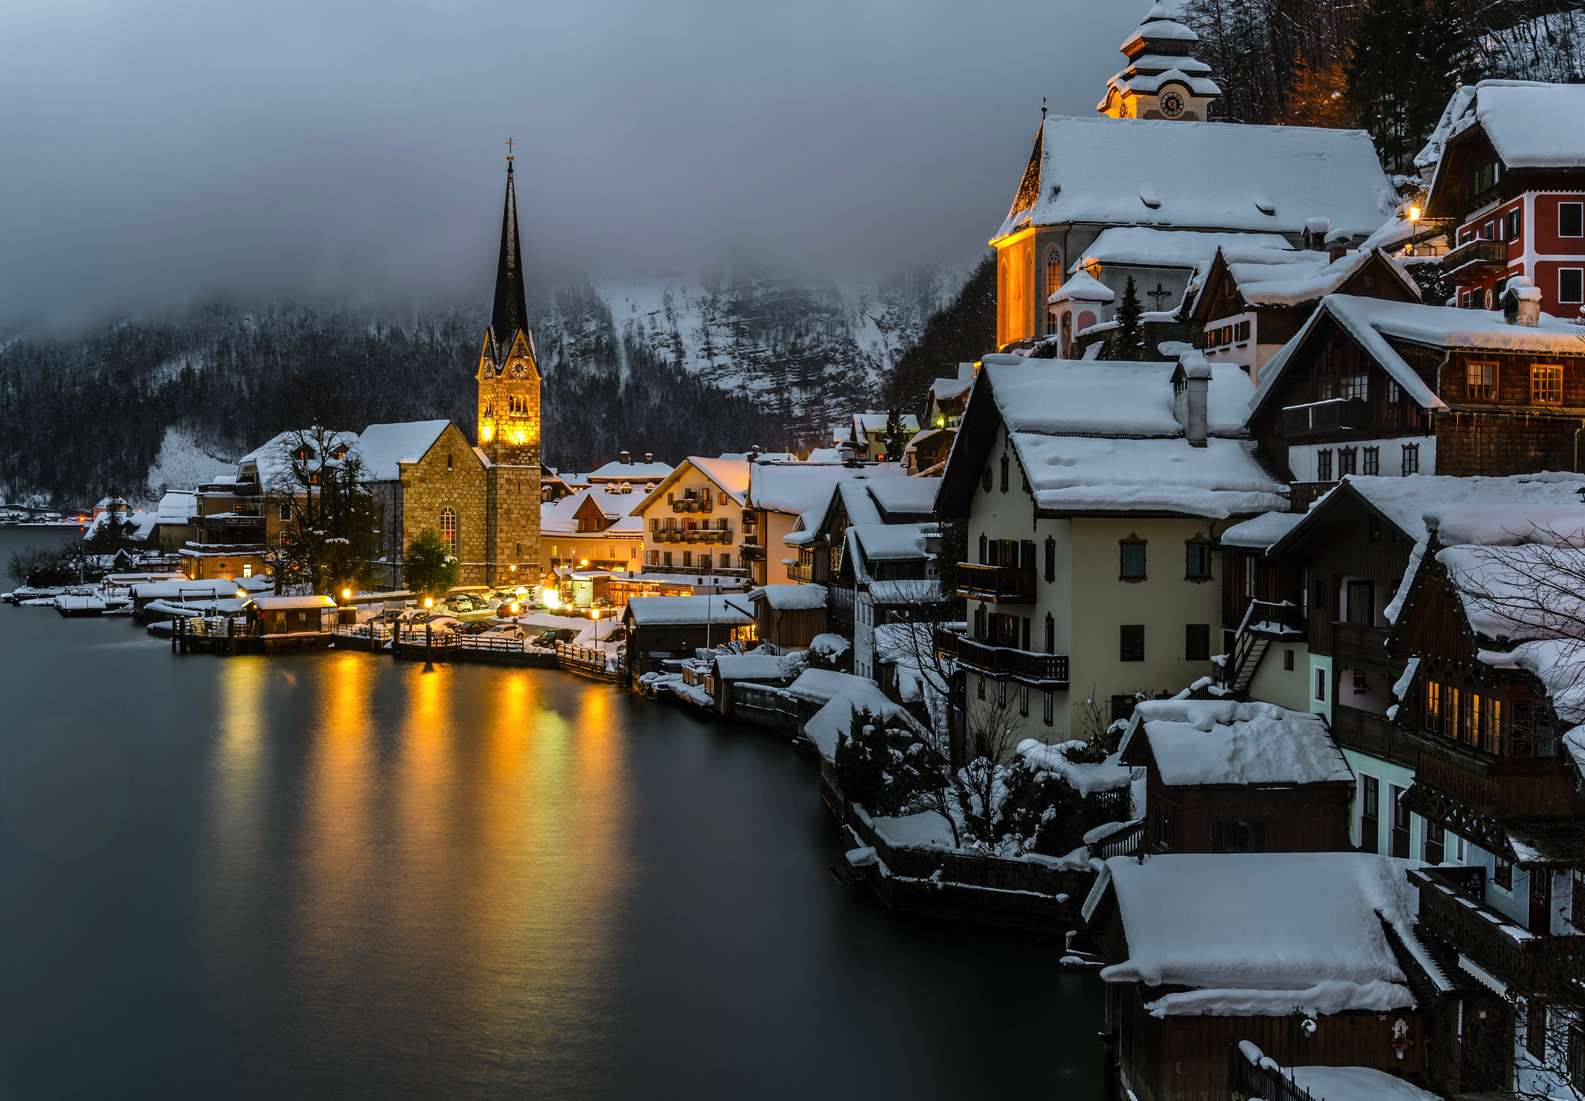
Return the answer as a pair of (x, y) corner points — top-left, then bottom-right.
(0, 0), (1141, 331)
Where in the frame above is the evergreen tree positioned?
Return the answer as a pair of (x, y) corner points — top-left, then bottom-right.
(879, 254), (996, 418)
(403, 528), (460, 599)
(1283, 51), (1357, 128)
(1346, 0), (1464, 174)
(1111, 276), (1145, 361)
(882, 408), (908, 463)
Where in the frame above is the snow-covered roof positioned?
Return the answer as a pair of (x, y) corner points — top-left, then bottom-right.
(1252, 295), (1584, 418)
(749, 583), (828, 611)
(847, 522), (935, 562)
(631, 457), (751, 516)
(749, 462), (905, 517)
(1049, 269), (1114, 305)
(985, 358), (1253, 438)
(131, 578), (260, 599)
(355, 420), (450, 481)
(783, 667), (873, 705)
(587, 458), (673, 482)
(713, 652), (799, 681)
(540, 486), (646, 536)
(1091, 852), (1419, 1017)
(931, 376), (973, 402)
(1285, 1064), (1442, 1101)
(1417, 79), (1585, 172)
(253, 594), (337, 610)
(1075, 228), (1290, 274)
(1121, 698), (1351, 787)
(1438, 543), (1585, 644)
(805, 448), (842, 463)
(866, 476), (940, 517)
(1314, 474), (1585, 549)
(1202, 245), (1418, 311)
(1219, 510), (1303, 550)
(998, 115), (1396, 242)
(238, 429), (360, 488)
(155, 491), (196, 524)
(622, 594), (755, 627)
(802, 677), (923, 760)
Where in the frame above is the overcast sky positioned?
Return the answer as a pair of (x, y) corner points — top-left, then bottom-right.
(0, 0), (1141, 331)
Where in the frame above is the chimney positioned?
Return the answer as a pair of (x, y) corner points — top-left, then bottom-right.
(748, 445), (761, 462)
(1303, 217), (1330, 251)
(644, 452), (653, 464)
(1502, 276), (1541, 326)
(1325, 229), (1353, 263)
(1177, 353), (1211, 447)
(620, 450), (631, 464)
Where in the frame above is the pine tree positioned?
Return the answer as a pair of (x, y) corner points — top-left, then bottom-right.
(1111, 276), (1145, 361)
(1283, 51), (1356, 128)
(882, 408), (908, 463)
(1346, 0), (1464, 174)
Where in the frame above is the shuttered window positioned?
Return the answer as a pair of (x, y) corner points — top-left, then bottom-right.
(1120, 624), (1144, 662)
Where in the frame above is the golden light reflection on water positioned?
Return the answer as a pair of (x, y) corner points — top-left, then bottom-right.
(201, 651), (635, 1066)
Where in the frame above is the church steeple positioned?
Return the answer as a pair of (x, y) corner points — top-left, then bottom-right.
(488, 159), (531, 364)
(1099, 2), (1219, 121)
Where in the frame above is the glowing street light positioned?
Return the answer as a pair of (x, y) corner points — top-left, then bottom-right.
(1408, 206), (1422, 223)
(341, 587), (352, 602)
(424, 596), (434, 609)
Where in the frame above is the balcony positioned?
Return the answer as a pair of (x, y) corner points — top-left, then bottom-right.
(1403, 730), (1581, 819)
(1410, 865), (1585, 996)
(670, 496), (713, 513)
(957, 562), (1036, 603)
(787, 562), (813, 582)
(935, 629), (1069, 686)
(1331, 620), (1390, 668)
(1282, 398), (1371, 439)
(1443, 238), (1508, 278)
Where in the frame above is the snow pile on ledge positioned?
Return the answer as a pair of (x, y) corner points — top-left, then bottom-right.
(1121, 698), (1350, 787)
(803, 682), (923, 761)
(1014, 434), (1286, 518)
(749, 583), (827, 611)
(1239, 1042), (1438, 1101)
(1017, 739), (1135, 796)
(1092, 852), (1420, 1017)
(1220, 510), (1304, 550)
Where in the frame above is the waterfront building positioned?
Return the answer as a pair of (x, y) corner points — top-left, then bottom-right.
(743, 460), (908, 588)
(539, 482), (645, 574)
(631, 457), (752, 580)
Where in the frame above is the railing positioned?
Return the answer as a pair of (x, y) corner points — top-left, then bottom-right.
(1282, 397), (1371, 438)
(1444, 237), (1507, 276)
(556, 642), (624, 680)
(180, 616), (262, 639)
(1411, 864), (1585, 997)
(1087, 818), (1144, 860)
(935, 629), (1069, 685)
(956, 562), (1036, 602)
(787, 562), (813, 582)
(670, 497), (713, 513)
(1331, 620), (1390, 667)
(651, 529), (732, 545)
(1230, 1044), (1318, 1101)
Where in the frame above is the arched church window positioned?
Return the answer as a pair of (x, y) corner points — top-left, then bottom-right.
(1044, 247), (1063, 334)
(440, 507), (458, 554)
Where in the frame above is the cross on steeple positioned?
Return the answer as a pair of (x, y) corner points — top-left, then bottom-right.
(505, 137), (515, 162)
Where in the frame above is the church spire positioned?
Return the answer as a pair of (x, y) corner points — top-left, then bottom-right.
(489, 157), (530, 363)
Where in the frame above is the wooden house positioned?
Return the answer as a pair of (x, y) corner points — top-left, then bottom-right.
(621, 594), (757, 682)
(747, 584), (828, 651)
(251, 594), (336, 635)
(1247, 294), (1585, 511)
(1084, 852), (1440, 1101)
(1119, 697), (1354, 855)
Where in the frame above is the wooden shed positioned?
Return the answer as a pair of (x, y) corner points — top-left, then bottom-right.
(622, 594), (757, 682)
(747, 583), (828, 651)
(252, 594), (336, 635)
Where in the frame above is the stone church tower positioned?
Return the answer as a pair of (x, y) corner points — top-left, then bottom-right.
(476, 157), (542, 584)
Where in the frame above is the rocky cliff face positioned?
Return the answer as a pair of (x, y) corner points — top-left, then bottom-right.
(0, 263), (970, 505)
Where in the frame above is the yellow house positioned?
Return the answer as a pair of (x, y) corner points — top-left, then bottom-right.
(541, 484), (645, 574)
(630, 457), (752, 580)
(935, 352), (1287, 746)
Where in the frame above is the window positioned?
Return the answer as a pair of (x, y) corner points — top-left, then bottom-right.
(1369, 518), (1382, 544)
(1341, 373), (1369, 401)
(1315, 667), (1327, 702)
(1338, 447), (1357, 477)
(1424, 822), (1445, 865)
(977, 675), (985, 700)
(1526, 1001), (1547, 1061)
(982, 465), (992, 493)
(999, 455), (1009, 492)
(1533, 364), (1564, 405)
(1562, 268), (1585, 305)
(1506, 207), (1522, 241)
(1244, 555), (1256, 600)
(1154, 807), (1175, 851)
(1562, 201), (1584, 238)
(1185, 623), (1210, 661)
(978, 534), (987, 564)
(1346, 580), (1374, 626)
(446, 452), (454, 472)
(279, 502), (292, 521)
(719, 491), (730, 505)
(1574, 870), (1585, 930)
(1360, 774), (1379, 853)
(1019, 684), (1029, 717)
(1120, 537), (1146, 580)
(1401, 443), (1420, 476)
(1044, 246), (1063, 333)
(1466, 361), (1498, 400)
(682, 551), (691, 567)
(242, 564), (252, 578)
(1316, 449), (1333, 482)
(1363, 446), (1379, 476)
(1120, 624), (1144, 662)
(1284, 648), (1294, 671)
(663, 552), (673, 567)
(997, 680), (1007, 706)
(1212, 820), (1267, 853)
(1571, 1024), (1585, 1093)
(1495, 853), (1514, 891)
(1390, 785), (1411, 858)
(1044, 614), (1054, 655)
(1185, 540), (1210, 580)
(1044, 536), (1056, 583)
(1043, 690), (1053, 725)
(439, 507), (458, 553)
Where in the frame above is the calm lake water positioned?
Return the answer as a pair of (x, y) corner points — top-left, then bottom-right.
(0, 526), (1102, 1099)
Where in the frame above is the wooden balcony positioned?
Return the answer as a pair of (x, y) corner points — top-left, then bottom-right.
(1404, 728), (1583, 819)
(1411, 865), (1585, 996)
(1331, 621), (1390, 668)
(934, 629), (1068, 686)
(786, 562), (813, 582)
(1443, 238), (1508, 278)
(670, 497), (713, 513)
(956, 562), (1036, 603)
(1332, 705), (1415, 768)
(1283, 398), (1371, 439)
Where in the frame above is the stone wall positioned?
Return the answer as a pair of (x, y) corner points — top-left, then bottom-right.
(398, 423), (490, 587)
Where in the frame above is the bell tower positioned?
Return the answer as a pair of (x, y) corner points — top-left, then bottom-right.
(476, 150), (542, 584)
(1098, 3), (1220, 121)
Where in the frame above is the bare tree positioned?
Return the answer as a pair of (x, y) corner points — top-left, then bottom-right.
(953, 692), (1028, 847)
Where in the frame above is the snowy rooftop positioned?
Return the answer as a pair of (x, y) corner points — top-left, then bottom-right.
(866, 476), (940, 517)
(985, 358), (1253, 438)
(998, 115), (1396, 241)
(1201, 246), (1417, 310)
(253, 594), (337, 610)
(630, 457), (751, 516)
(587, 458), (672, 482)
(1049, 269), (1114, 305)
(1219, 510), (1304, 550)
(155, 491), (196, 523)
(238, 429), (360, 488)
(1438, 543), (1585, 645)
(1089, 852), (1420, 1017)
(713, 652), (799, 681)
(540, 486), (645, 535)
(1302, 474), (1585, 550)
(846, 522), (935, 562)
(1122, 698), (1351, 787)
(1417, 80), (1585, 172)
(748, 583), (827, 611)
(355, 420), (450, 482)
(622, 594), (755, 627)
(1074, 228), (1290, 274)
(749, 462), (905, 517)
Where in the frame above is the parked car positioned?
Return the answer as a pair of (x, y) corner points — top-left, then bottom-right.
(481, 624), (528, 640)
(529, 627), (578, 649)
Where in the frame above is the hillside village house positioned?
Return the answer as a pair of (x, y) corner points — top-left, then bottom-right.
(1418, 81), (1585, 319)
(991, 5), (1395, 351)
(935, 352), (1287, 741)
(836, 413), (919, 461)
(743, 461), (909, 588)
(631, 457), (752, 579)
(539, 482), (645, 574)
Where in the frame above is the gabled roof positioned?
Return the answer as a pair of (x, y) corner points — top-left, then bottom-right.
(748, 461), (906, 517)
(994, 115), (1396, 243)
(1252, 294), (1585, 422)
(629, 456), (751, 516)
(623, 593), (756, 627)
(238, 429), (360, 488)
(1418, 79), (1585, 175)
(1075, 227), (1291, 276)
(587, 458), (672, 483)
(1120, 698), (1351, 787)
(1189, 246), (1419, 324)
(355, 420), (451, 481)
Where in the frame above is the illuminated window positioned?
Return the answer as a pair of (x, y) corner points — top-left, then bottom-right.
(1466, 361), (1498, 400)
(440, 507), (457, 553)
(1533, 364), (1564, 405)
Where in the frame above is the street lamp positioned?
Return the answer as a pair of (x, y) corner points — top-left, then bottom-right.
(1408, 206), (1422, 223)
(341, 587), (351, 602)
(424, 596), (433, 609)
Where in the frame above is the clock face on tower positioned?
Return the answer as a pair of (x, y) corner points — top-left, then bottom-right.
(1159, 90), (1185, 118)
(511, 361), (526, 378)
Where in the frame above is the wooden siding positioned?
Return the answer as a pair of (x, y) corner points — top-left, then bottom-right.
(1433, 408), (1583, 477)
(1139, 763), (1353, 855)
(1302, 502), (1414, 660)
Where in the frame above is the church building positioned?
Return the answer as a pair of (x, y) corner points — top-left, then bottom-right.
(991, 3), (1399, 352)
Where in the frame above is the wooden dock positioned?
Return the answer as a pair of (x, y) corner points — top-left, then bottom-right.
(170, 616), (332, 656)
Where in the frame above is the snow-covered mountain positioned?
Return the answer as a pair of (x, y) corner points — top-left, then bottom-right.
(0, 262), (974, 505)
